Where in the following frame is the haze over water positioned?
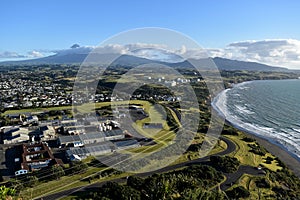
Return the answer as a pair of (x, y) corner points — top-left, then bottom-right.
(213, 79), (300, 159)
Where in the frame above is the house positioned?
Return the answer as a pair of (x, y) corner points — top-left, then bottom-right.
(104, 129), (124, 141)
(1, 126), (30, 144)
(25, 115), (39, 124)
(65, 142), (113, 159)
(6, 114), (21, 124)
(40, 125), (56, 140)
(69, 154), (82, 161)
(58, 135), (81, 147)
(15, 142), (63, 174)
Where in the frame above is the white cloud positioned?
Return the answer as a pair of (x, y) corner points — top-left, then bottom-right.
(43, 40), (300, 68)
(2, 39), (300, 69)
(0, 51), (25, 58)
(207, 39), (300, 69)
(28, 50), (44, 58)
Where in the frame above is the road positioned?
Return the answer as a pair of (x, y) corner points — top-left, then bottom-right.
(35, 136), (263, 200)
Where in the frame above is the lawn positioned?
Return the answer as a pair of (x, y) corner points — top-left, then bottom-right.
(4, 106), (73, 115)
(19, 157), (131, 200)
(226, 132), (282, 172)
(3, 100), (153, 115)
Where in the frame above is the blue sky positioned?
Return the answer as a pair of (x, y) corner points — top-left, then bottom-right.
(1, 0), (300, 68)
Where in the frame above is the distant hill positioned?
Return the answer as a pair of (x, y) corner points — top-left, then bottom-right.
(0, 51), (291, 72)
(212, 57), (289, 72)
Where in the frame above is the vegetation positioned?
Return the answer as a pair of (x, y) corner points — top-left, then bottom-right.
(210, 155), (240, 173)
(0, 185), (16, 200)
(72, 164), (225, 200)
(1, 66), (300, 199)
(226, 186), (250, 199)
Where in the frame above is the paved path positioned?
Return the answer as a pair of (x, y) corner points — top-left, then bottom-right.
(220, 165), (264, 191)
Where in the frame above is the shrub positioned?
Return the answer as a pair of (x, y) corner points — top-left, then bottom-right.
(210, 156), (240, 173)
(226, 186), (250, 199)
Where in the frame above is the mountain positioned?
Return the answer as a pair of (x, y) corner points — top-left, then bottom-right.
(0, 51), (291, 72)
(0, 53), (159, 66)
(212, 57), (289, 72)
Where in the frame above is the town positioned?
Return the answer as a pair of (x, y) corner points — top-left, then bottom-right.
(0, 64), (199, 179)
(0, 64), (299, 199)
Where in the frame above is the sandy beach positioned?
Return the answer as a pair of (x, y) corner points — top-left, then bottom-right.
(212, 80), (300, 178)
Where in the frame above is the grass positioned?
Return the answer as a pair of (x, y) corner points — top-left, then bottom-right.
(131, 101), (175, 147)
(237, 174), (276, 199)
(164, 106), (181, 126)
(4, 106), (73, 115)
(226, 132), (282, 172)
(3, 100), (153, 115)
(19, 156), (133, 200)
(171, 137), (227, 165)
(20, 166), (105, 199)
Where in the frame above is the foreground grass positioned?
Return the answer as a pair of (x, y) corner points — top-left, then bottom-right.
(20, 165), (132, 200)
(226, 132), (282, 172)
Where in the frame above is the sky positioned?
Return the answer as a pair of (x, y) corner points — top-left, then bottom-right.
(1, 0), (300, 68)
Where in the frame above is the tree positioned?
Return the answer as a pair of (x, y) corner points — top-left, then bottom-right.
(51, 165), (65, 180)
(24, 176), (39, 187)
(68, 161), (88, 175)
(0, 186), (15, 200)
(226, 186), (250, 199)
(127, 176), (144, 190)
(97, 182), (141, 200)
(210, 156), (240, 173)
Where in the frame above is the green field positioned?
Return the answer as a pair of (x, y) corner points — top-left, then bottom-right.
(226, 132), (282, 172)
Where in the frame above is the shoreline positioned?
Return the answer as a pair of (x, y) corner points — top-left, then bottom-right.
(225, 119), (300, 177)
(212, 79), (300, 177)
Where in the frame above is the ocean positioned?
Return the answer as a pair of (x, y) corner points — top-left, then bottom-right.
(212, 79), (300, 160)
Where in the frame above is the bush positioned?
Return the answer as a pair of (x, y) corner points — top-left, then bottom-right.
(210, 156), (240, 173)
(248, 143), (266, 156)
(187, 143), (203, 152)
(66, 161), (88, 175)
(255, 178), (270, 188)
(242, 137), (255, 142)
(221, 128), (239, 136)
(127, 176), (144, 190)
(226, 186), (250, 199)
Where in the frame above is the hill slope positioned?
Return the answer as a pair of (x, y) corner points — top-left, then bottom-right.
(0, 52), (290, 72)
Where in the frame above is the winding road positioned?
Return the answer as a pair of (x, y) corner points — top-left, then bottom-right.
(35, 136), (263, 200)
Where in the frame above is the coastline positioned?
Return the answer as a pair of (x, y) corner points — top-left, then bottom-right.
(212, 79), (300, 177)
(225, 119), (300, 177)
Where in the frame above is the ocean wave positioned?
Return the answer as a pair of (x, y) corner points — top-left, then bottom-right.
(212, 80), (300, 161)
(292, 128), (300, 133)
(235, 105), (255, 115)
